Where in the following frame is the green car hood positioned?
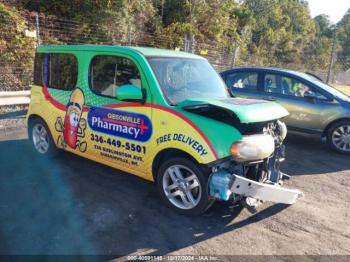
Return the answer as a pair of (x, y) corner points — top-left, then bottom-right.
(178, 97), (289, 123)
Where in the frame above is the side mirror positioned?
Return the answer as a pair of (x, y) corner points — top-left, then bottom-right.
(304, 90), (317, 103)
(115, 84), (144, 102)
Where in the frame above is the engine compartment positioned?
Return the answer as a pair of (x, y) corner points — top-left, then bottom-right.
(182, 103), (287, 138)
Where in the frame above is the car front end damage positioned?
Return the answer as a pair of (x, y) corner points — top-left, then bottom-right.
(180, 97), (303, 211)
(208, 120), (303, 211)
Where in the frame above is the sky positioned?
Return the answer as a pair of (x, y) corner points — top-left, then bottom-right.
(307, 0), (350, 24)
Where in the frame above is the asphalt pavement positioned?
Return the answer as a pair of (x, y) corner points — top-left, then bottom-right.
(0, 122), (349, 256)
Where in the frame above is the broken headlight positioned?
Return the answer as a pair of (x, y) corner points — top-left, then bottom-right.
(230, 134), (275, 162)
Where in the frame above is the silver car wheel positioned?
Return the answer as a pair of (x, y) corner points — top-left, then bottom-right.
(332, 125), (350, 152)
(162, 164), (202, 210)
(32, 123), (50, 154)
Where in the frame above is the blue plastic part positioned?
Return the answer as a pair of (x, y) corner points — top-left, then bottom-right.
(209, 170), (233, 201)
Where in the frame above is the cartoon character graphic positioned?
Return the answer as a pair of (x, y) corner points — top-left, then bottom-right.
(64, 89), (84, 148)
(55, 88), (87, 152)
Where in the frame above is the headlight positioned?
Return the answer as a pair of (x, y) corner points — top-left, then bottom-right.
(230, 134), (275, 162)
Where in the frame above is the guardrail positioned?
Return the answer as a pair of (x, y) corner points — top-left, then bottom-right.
(0, 91), (31, 106)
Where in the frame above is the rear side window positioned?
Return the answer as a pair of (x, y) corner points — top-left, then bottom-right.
(33, 53), (44, 86)
(264, 74), (280, 93)
(90, 55), (141, 98)
(33, 53), (78, 90)
(224, 72), (258, 90)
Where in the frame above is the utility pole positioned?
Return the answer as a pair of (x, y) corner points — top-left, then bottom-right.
(231, 46), (239, 68)
(326, 28), (337, 84)
(127, 0), (132, 45)
(188, 0), (196, 53)
(161, 0), (164, 23)
(35, 12), (41, 47)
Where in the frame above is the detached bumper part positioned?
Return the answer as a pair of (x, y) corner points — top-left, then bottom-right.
(230, 175), (303, 204)
(209, 170), (303, 205)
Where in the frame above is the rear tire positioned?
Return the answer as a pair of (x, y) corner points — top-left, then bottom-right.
(156, 157), (214, 216)
(326, 120), (350, 154)
(28, 117), (60, 157)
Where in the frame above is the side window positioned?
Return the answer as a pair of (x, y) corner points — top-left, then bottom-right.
(225, 72), (258, 90)
(264, 74), (326, 99)
(49, 54), (78, 90)
(264, 74), (280, 93)
(33, 53), (78, 90)
(90, 55), (141, 98)
(33, 53), (43, 85)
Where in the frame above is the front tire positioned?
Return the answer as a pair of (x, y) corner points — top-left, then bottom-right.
(326, 120), (350, 154)
(156, 157), (213, 215)
(28, 118), (60, 157)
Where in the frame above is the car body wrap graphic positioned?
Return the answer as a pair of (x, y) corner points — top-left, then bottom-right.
(64, 89), (85, 149)
(87, 107), (153, 142)
(30, 85), (219, 181)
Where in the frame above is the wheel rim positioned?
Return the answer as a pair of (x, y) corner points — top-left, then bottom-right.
(162, 164), (202, 210)
(332, 125), (350, 152)
(32, 123), (50, 154)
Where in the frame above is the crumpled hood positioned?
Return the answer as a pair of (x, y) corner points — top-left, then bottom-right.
(178, 97), (289, 123)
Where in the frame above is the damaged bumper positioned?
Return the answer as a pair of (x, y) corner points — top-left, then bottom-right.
(230, 174), (303, 204)
(209, 120), (303, 208)
(209, 169), (303, 205)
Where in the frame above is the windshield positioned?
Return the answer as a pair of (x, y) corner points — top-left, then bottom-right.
(147, 57), (229, 105)
(300, 72), (350, 100)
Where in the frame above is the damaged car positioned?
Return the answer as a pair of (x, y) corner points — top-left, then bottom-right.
(27, 45), (303, 215)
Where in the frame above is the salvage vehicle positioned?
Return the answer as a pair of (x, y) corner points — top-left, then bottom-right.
(220, 67), (350, 154)
(27, 45), (303, 215)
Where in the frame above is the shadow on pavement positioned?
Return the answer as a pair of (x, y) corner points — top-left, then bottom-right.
(0, 139), (290, 255)
(283, 132), (350, 176)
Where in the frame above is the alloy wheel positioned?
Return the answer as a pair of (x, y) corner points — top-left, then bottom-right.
(162, 164), (202, 210)
(32, 123), (50, 154)
(332, 125), (350, 153)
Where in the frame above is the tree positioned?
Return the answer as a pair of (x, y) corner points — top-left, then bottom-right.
(337, 9), (350, 71)
(301, 14), (334, 70)
(1, 0), (348, 73)
(0, 3), (36, 90)
(242, 0), (316, 67)
(314, 14), (334, 38)
(14, 0), (160, 44)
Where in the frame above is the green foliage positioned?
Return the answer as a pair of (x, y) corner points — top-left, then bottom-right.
(0, 2), (35, 64)
(0, 2), (36, 91)
(16, 0), (159, 42)
(161, 0), (243, 44)
(242, 0), (316, 67)
(314, 14), (334, 38)
(337, 9), (350, 71)
(162, 22), (199, 49)
(2, 0), (350, 74)
(299, 14), (333, 71)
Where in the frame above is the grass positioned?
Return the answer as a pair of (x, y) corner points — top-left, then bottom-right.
(332, 85), (350, 96)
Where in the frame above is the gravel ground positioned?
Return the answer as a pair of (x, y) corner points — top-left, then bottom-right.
(0, 116), (349, 257)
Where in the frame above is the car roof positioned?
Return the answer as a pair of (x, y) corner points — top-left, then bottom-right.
(221, 66), (309, 78)
(37, 44), (204, 59)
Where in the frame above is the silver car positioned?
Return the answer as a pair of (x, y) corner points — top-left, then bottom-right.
(220, 67), (350, 154)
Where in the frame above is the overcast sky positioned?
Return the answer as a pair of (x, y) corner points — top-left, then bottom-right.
(307, 0), (350, 23)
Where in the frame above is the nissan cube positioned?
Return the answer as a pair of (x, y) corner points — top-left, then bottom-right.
(27, 45), (302, 215)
